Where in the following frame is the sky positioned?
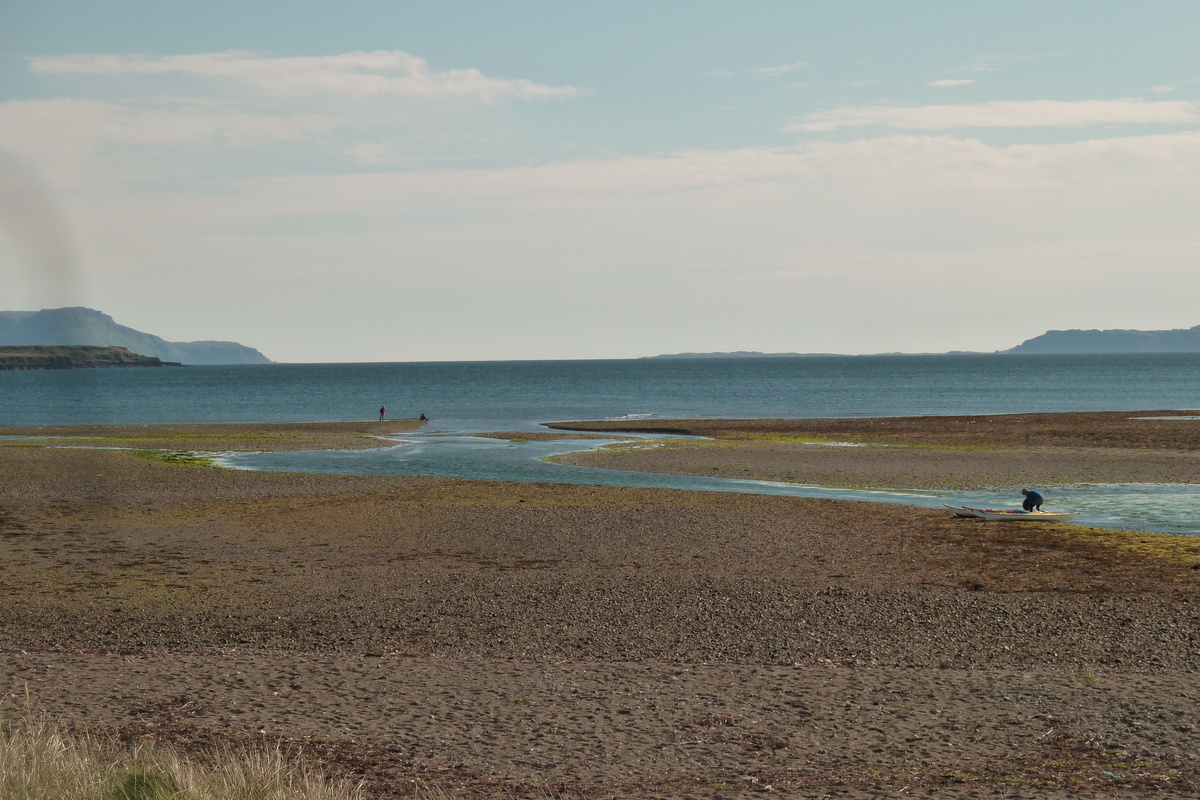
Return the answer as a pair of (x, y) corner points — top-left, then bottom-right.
(2, 1), (1199, 363)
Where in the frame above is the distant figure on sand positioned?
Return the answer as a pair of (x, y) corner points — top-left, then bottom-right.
(1021, 488), (1044, 512)
(419, 413), (428, 421)
(379, 406), (386, 422)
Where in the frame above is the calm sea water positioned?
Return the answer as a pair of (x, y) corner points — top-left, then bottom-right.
(4, 353), (1200, 427)
(4, 354), (1199, 535)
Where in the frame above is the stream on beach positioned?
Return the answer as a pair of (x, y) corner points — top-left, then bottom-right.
(220, 425), (1200, 537)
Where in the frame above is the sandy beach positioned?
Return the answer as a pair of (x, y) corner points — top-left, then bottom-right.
(544, 411), (1200, 489)
(1, 413), (1198, 798)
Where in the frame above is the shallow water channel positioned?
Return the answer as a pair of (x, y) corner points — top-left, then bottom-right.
(220, 426), (1200, 537)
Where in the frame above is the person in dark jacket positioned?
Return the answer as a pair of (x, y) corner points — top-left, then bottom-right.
(1021, 488), (1045, 512)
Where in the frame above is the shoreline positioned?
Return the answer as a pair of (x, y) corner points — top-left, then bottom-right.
(545, 411), (1200, 490)
(0, 419), (427, 452)
(2, 413), (1199, 797)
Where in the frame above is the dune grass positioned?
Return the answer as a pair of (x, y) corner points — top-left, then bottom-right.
(0, 715), (366, 800)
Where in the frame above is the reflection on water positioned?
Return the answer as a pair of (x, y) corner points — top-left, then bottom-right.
(220, 428), (1200, 537)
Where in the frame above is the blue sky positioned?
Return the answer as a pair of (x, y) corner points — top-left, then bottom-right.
(2, 2), (1199, 362)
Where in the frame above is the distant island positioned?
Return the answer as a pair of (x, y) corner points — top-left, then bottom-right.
(643, 351), (844, 359)
(0, 307), (271, 365)
(647, 324), (1200, 358)
(1005, 324), (1200, 354)
(0, 345), (181, 370)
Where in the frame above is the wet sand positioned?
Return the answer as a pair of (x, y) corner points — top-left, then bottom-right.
(545, 411), (1200, 489)
(1, 414), (1198, 798)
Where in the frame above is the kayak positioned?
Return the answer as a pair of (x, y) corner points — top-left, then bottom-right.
(944, 504), (1079, 523)
(945, 505), (983, 518)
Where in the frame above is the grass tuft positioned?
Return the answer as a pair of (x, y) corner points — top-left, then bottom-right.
(132, 450), (220, 468)
(111, 770), (181, 799)
(1, 715), (365, 800)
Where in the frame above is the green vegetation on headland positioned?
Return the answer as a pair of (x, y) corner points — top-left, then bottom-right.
(0, 345), (180, 370)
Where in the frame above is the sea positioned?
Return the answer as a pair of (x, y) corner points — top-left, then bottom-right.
(4, 353), (1199, 535)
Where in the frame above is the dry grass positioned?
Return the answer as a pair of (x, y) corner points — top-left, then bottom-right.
(0, 714), (366, 800)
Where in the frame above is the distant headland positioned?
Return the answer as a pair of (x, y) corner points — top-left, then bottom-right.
(1005, 324), (1200, 354)
(0, 307), (271, 366)
(0, 345), (180, 370)
(646, 324), (1200, 358)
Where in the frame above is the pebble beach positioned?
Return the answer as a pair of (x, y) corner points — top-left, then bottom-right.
(1, 413), (1198, 798)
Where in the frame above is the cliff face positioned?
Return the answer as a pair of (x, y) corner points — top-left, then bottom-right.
(0, 345), (180, 370)
(0, 307), (272, 365)
(1006, 325), (1200, 354)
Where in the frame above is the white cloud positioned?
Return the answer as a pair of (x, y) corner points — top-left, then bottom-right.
(753, 61), (809, 77)
(30, 50), (583, 102)
(1150, 84), (1177, 94)
(344, 142), (402, 166)
(928, 79), (976, 88)
(786, 98), (1200, 132)
(185, 130), (1200, 226)
(4, 49), (586, 185)
(961, 53), (1056, 73)
(0, 97), (346, 184)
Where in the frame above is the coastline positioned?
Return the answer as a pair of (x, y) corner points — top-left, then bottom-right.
(2, 414), (1198, 797)
(0, 419), (427, 452)
(545, 411), (1200, 489)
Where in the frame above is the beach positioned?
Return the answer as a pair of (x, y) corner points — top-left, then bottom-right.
(544, 411), (1200, 490)
(1, 413), (1198, 798)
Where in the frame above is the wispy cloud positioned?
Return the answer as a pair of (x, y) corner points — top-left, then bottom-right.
(0, 97), (346, 180)
(246, 131), (1200, 210)
(928, 79), (976, 88)
(5, 50), (586, 183)
(1150, 84), (1177, 95)
(959, 53), (1057, 73)
(30, 50), (583, 102)
(344, 142), (402, 166)
(786, 99), (1200, 132)
(752, 61), (809, 77)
